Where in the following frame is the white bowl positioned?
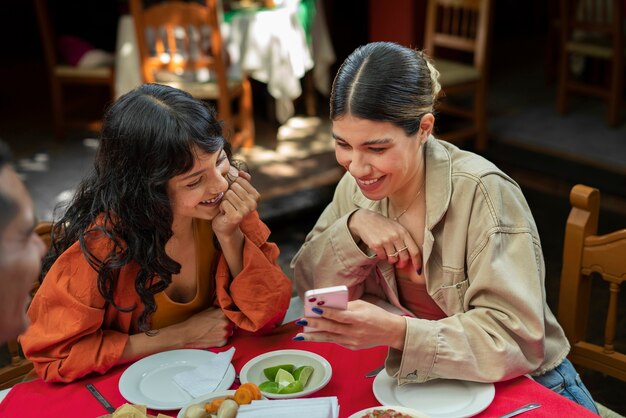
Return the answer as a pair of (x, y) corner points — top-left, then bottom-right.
(239, 349), (332, 399)
(349, 405), (431, 418)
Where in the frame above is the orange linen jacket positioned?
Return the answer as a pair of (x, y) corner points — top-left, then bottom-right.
(20, 211), (292, 383)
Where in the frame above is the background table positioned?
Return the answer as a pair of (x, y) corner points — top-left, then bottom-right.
(114, 0), (334, 124)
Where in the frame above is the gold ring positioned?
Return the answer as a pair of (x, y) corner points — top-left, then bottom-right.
(389, 246), (408, 257)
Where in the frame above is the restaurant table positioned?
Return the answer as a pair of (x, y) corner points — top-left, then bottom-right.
(0, 321), (600, 418)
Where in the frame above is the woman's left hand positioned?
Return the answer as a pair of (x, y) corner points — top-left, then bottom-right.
(294, 299), (407, 351)
(212, 170), (259, 237)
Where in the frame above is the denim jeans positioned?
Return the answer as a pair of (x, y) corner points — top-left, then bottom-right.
(533, 358), (599, 414)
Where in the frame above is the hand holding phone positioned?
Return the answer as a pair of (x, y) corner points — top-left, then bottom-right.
(303, 285), (348, 332)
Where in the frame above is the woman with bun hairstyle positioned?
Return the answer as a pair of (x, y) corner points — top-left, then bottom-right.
(291, 42), (598, 413)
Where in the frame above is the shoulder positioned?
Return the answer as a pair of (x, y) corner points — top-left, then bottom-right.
(432, 139), (534, 228)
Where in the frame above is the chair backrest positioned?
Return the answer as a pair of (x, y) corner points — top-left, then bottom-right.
(130, 0), (229, 101)
(32, 0), (115, 140)
(558, 184), (626, 382)
(557, 0), (624, 126)
(0, 221), (53, 390)
(421, 0), (493, 151)
(560, 0), (624, 52)
(129, 0), (256, 149)
(424, 0), (491, 75)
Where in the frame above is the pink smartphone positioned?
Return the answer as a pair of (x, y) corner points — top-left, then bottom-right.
(303, 285), (348, 332)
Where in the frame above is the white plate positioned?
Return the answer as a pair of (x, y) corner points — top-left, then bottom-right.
(239, 349), (332, 399)
(119, 349), (236, 411)
(373, 370), (495, 418)
(349, 405), (431, 418)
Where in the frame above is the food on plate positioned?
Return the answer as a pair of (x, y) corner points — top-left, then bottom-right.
(258, 364), (313, 394)
(107, 403), (172, 418)
(184, 404), (208, 418)
(183, 384), (262, 418)
(262, 364), (295, 380)
(360, 409), (416, 418)
(215, 399), (238, 418)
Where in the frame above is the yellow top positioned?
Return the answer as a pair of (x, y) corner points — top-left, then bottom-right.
(152, 219), (216, 329)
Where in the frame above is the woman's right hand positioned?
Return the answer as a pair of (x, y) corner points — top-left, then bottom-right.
(348, 209), (422, 270)
(175, 307), (232, 349)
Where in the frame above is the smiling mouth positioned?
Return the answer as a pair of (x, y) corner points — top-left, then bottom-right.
(200, 192), (224, 206)
(356, 176), (384, 186)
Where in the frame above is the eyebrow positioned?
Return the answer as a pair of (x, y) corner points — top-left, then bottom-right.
(332, 132), (394, 146)
(179, 148), (226, 181)
(180, 169), (205, 181)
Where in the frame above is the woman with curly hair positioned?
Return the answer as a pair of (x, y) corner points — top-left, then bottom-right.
(20, 84), (292, 383)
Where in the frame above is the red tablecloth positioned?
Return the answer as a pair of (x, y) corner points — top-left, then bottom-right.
(0, 323), (599, 418)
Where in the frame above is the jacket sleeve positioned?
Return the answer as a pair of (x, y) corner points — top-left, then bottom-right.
(19, 244), (130, 383)
(291, 173), (379, 300)
(214, 211), (292, 332)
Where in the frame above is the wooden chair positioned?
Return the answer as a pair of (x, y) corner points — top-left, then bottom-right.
(33, 0), (115, 141)
(0, 221), (52, 390)
(423, 0), (494, 152)
(130, 0), (255, 150)
(556, 0), (625, 127)
(558, 185), (626, 382)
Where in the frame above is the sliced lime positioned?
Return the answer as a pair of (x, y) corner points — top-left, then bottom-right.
(293, 365), (314, 387)
(274, 368), (295, 387)
(263, 364), (295, 381)
(278, 380), (304, 394)
(258, 380), (280, 393)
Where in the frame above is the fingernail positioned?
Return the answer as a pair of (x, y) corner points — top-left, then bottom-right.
(295, 319), (308, 326)
(312, 307), (323, 315)
(292, 335), (304, 341)
(416, 267), (422, 275)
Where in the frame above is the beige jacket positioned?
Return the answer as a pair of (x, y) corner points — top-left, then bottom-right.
(291, 137), (569, 384)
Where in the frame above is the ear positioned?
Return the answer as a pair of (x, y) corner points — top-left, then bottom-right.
(418, 113), (435, 142)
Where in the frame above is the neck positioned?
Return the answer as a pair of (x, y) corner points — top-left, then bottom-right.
(170, 215), (194, 242)
(390, 148), (425, 211)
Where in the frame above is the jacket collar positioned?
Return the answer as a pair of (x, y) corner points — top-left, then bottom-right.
(424, 136), (453, 230)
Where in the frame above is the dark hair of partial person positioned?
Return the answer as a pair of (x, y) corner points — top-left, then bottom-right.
(329, 41), (441, 136)
(42, 84), (230, 333)
(0, 140), (18, 236)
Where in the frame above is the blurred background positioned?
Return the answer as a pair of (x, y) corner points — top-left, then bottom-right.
(1, 0), (625, 414)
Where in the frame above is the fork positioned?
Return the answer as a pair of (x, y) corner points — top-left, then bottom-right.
(365, 365), (384, 378)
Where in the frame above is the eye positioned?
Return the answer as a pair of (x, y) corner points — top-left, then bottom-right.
(216, 151), (228, 166)
(368, 147), (387, 154)
(335, 140), (351, 149)
(186, 177), (202, 188)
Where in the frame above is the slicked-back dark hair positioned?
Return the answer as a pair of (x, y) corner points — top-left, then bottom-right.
(43, 84), (228, 332)
(330, 41), (441, 136)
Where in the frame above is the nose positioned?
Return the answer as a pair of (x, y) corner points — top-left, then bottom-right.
(347, 152), (371, 178)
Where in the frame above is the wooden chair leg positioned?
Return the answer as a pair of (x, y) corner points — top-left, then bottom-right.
(607, 57), (622, 127)
(556, 49), (569, 116)
(474, 81), (488, 152)
(50, 80), (65, 141)
(303, 70), (317, 117)
(240, 78), (255, 149)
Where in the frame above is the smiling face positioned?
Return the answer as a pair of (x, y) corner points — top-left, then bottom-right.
(166, 147), (231, 224)
(333, 115), (425, 202)
(0, 166), (46, 343)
